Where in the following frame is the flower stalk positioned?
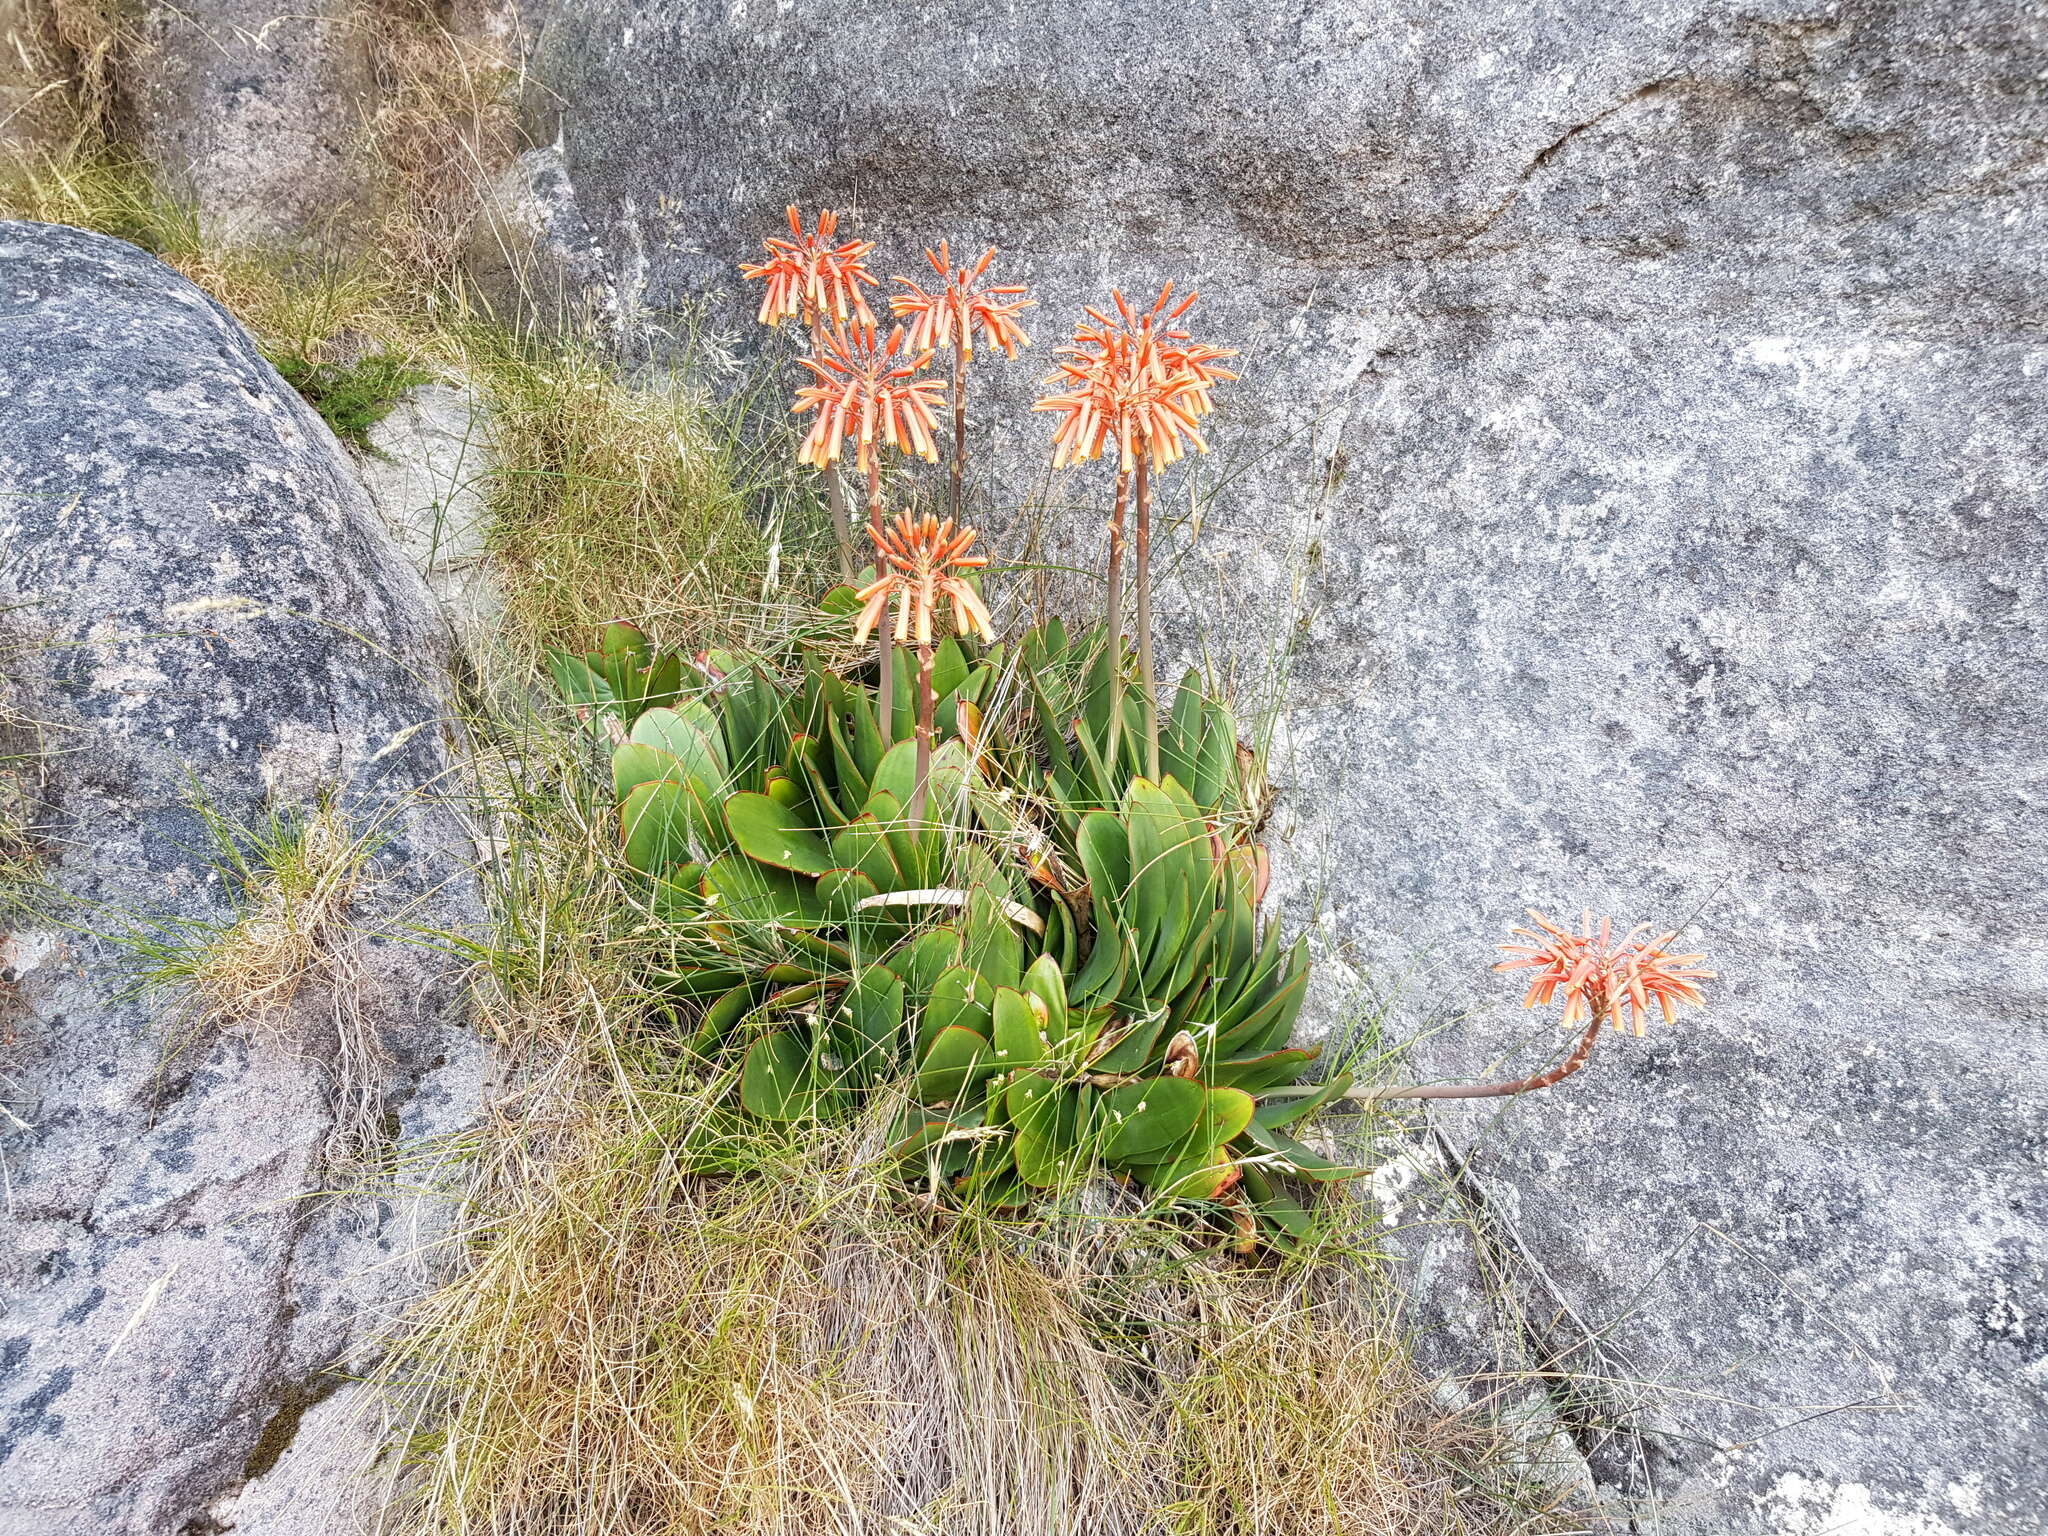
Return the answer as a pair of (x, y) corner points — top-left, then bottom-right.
(738, 206), (880, 579)
(1133, 454), (1159, 781)
(1103, 467), (1129, 772)
(867, 456), (896, 735)
(853, 513), (997, 814)
(1035, 285), (1235, 790)
(950, 346), (967, 524)
(814, 317), (853, 580)
(909, 640), (937, 825)
(1269, 912), (1713, 1105)
(889, 242), (1033, 529)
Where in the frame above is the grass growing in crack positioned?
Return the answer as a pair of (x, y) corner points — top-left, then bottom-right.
(0, 631), (53, 924)
(469, 337), (826, 655)
(120, 797), (391, 1160)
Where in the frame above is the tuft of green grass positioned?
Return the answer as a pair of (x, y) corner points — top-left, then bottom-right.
(267, 349), (435, 452)
(471, 334), (829, 656)
(0, 641), (51, 924)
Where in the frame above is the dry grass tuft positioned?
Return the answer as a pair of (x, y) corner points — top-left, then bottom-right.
(476, 342), (814, 654)
(362, 0), (522, 274)
(381, 1065), (1577, 1536)
(177, 804), (366, 1031)
(127, 800), (392, 1160)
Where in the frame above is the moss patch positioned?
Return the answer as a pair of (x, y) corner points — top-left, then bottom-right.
(266, 350), (434, 453)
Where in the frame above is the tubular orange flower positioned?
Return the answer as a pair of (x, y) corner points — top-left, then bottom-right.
(1032, 283), (1238, 472)
(793, 324), (947, 474)
(739, 205), (879, 328)
(852, 513), (995, 647)
(888, 242), (1035, 361)
(1494, 910), (1714, 1036)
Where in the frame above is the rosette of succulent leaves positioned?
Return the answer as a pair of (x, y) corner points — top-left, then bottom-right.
(547, 603), (1359, 1255)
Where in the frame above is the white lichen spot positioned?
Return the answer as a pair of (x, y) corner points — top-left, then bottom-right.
(1366, 1141), (1446, 1229)
(1758, 1474), (1971, 1536)
(164, 594), (263, 625)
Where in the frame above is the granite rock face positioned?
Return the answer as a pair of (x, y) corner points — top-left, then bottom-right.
(125, 0), (380, 248)
(0, 221), (491, 1534)
(528, 5), (2048, 1530)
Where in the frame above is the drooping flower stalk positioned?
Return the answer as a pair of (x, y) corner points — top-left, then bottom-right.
(1269, 912), (1715, 1104)
(853, 514), (996, 819)
(739, 206), (880, 578)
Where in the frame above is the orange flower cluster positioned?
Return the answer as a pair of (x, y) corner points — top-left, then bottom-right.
(853, 514), (995, 646)
(889, 243), (1034, 361)
(1494, 911), (1714, 1035)
(740, 206), (879, 328)
(793, 324), (947, 473)
(1033, 284), (1238, 472)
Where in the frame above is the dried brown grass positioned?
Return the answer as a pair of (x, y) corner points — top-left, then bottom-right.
(129, 802), (394, 1161)
(380, 1057), (1581, 1536)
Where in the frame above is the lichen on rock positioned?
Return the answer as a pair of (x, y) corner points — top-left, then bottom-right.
(0, 219), (495, 1534)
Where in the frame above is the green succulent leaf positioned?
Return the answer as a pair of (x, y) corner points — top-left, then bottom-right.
(702, 852), (827, 928)
(692, 981), (764, 1054)
(600, 621), (649, 660)
(1240, 1118), (1365, 1183)
(1212, 1046), (1320, 1093)
(817, 867), (881, 923)
(725, 793), (836, 876)
(916, 1025), (994, 1105)
(921, 966), (993, 1057)
(828, 814), (901, 891)
(740, 1031), (822, 1121)
(612, 742), (680, 801)
(1127, 1148), (1238, 1201)
(1241, 1164), (1315, 1251)
(1197, 1085), (1257, 1146)
(840, 964), (904, 1081)
(632, 704), (726, 788)
(1252, 1072), (1354, 1131)
(620, 779), (693, 873)
(891, 928), (964, 1000)
(1099, 1076), (1206, 1162)
(991, 986), (1047, 1068)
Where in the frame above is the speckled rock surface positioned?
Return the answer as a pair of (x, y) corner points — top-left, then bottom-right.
(525, 5), (2048, 1529)
(359, 379), (505, 649)
(126, 0), (378, 248)
(0, 221), (492, 1534)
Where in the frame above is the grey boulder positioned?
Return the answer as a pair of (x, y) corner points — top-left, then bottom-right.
(0, 220), (491, 1534)
(125, 0), (379, 249)
(524, 4), (2048, 1531)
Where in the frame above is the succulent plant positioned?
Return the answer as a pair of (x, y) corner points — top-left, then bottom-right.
(566, 606), (1358, 1253)
(546, 621), (691, 726)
